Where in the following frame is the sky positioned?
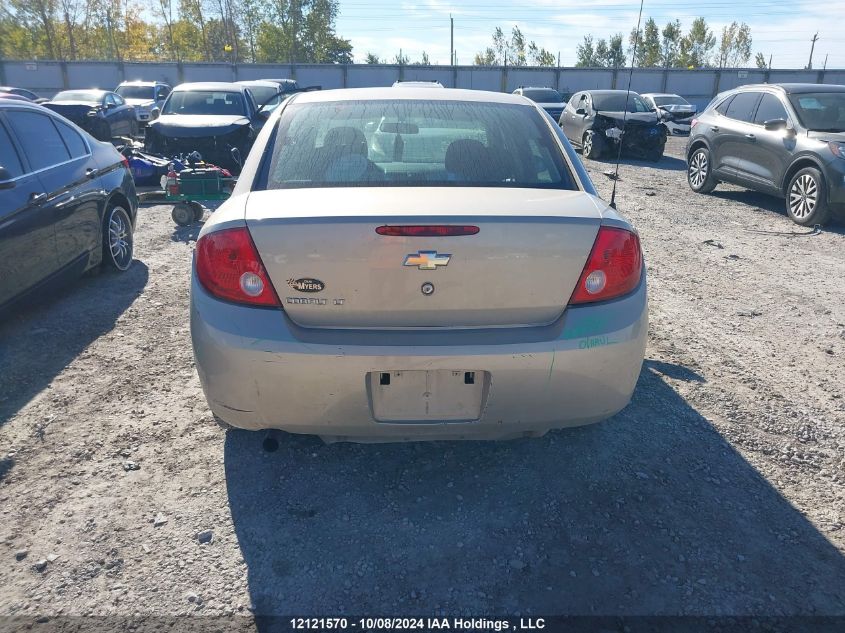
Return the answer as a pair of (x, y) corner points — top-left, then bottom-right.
(335, 0), (844, 69)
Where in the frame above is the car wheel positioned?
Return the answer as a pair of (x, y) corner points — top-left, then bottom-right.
(103, 203), (133, 271)
(582, 130), (603, 159)
(687, 147), (716, 194)
(172, 203), (194, 226)
(786, 167), (831, 226)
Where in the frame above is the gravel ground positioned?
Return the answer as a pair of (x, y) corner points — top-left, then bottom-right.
(1, 137), (844, 622)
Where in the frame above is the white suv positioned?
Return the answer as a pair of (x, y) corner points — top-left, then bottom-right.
(114, 81), (171, 126)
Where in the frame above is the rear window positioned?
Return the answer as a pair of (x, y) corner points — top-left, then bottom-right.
(116, 85), (154, 100)
(163, 91), (246, 116)
(6, 111), (71, 170)
(0, 121), (24, 177)
(653, 96), (688, 106)
(592, 93), (650, 112)
(53, 90), (103, 102)
(260, 99), (576, 191)
(520, 89), (562, 103)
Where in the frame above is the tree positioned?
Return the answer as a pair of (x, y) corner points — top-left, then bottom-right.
(393, 51), (408, 64)
(473, 24), (554, 66)
(414, 51), (430, 65)
(630, 18), (665, 67)
(717, 21), (751, 68)
(755, 52), (768, 69)
(681, 17), (716, 68)
(473, 48), (496, 66)
(660, 19), (681, 67)
(575, 35), (596, 67)
(605, 33), (625, 68)
(528, 41), (556, 67)
(365, 52), (380, 64)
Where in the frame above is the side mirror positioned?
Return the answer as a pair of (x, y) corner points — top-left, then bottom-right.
(105, 102), (114, 109)
(575, 107), (586, 115)
(149, 108), (160, 121)
(763, 118), (788, 131)
(0, 166), (16, 190)
(256, 109), (271, 120)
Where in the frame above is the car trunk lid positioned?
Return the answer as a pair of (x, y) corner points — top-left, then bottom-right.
(245, 187), (604, 328)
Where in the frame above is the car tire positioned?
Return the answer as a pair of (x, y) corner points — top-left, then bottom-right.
(687, 147), (717, 194)
(786, 167), (831, 226)
(102, 203), (134, 272)
(582, 130), (603, 159)
(172, 203), (194, 227)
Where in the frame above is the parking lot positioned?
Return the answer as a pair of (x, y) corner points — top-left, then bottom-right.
(1, 136), (844, 618)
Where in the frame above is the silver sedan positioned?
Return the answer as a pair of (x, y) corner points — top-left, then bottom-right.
(190, 87), (647, 442)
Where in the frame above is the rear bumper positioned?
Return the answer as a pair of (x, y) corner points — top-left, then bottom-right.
(190, 275), (648, 442)
(663, 120), (691, 135)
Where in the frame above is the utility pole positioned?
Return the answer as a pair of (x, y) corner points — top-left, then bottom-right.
(557, 51), (561, 67)
(768, 54), (772, 69)
(807, 32), (818, 69)
(450, 15), (454, 67)
(823, 54), (828, 70)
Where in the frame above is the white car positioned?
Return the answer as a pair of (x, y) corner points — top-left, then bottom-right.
(190, 87), (647, 443)
(115, 81), (171, 126)
(641, 93), (697, 136)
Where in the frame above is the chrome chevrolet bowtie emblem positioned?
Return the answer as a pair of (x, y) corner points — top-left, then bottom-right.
(403, 250), (451, 270)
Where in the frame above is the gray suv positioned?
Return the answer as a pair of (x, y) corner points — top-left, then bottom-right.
(686, 83), (845, 226)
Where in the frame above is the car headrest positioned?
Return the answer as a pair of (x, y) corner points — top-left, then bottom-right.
(323, 126), (368, 157)
(445, 139), (500, 181)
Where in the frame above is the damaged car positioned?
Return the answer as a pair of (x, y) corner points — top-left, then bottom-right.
(560, 89), (665, 161)
(43, 89), (137, 140)
(641, 92), (697, 137)
(144, 82), (268, 170)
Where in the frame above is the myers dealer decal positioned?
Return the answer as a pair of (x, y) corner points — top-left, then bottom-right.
(287, 278), (325, 292)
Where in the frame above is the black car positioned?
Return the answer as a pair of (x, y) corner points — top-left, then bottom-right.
(0, 99), (137, 313)
(686, 83), (845, 226)
(43, 89), (137, 140)
(144, 82), (268, 170)
(559, 89), (665, 161)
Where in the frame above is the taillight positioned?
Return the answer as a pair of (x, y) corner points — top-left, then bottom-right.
(195, 227), (280, 307)
(121, 156), (130, 169)
(568, 227), (642, 305)
(376, 225), (479, 237)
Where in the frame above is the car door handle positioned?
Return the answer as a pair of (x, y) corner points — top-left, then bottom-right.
(711, 126), (720, 133)
(745, 134), (756, 141)
(85, 168), (97, 179)
(30, 192), (46, 203)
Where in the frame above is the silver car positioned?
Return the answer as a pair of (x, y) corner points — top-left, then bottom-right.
(190, 87), (647, 442)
